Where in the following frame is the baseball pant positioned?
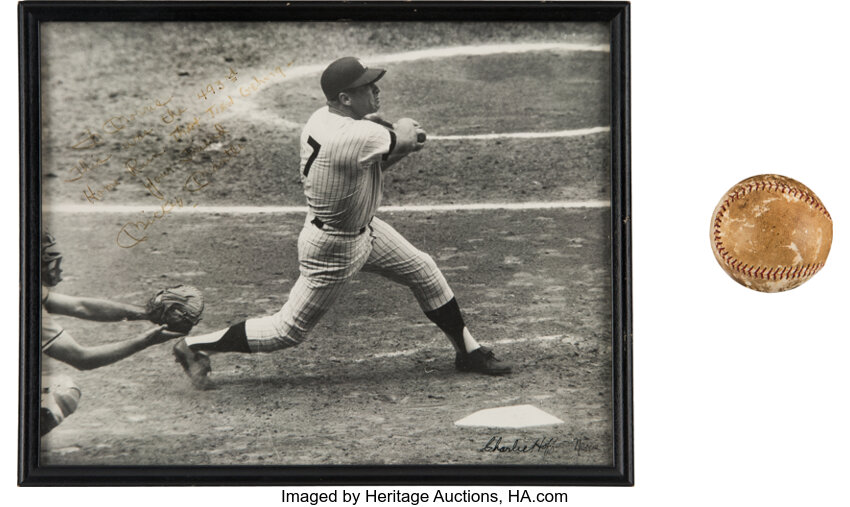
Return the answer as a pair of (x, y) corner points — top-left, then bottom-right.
(245, 216), (454, 352)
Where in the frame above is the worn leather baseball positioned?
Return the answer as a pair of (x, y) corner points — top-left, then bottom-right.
(710, 174), (832, 292)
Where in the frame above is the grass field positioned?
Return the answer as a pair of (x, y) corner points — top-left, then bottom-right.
(38, 21), (614, 466)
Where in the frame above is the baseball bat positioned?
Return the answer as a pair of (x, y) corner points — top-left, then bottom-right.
(366, 115), (427, 143)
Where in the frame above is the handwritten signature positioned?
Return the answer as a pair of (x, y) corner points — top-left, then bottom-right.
(183, 143), (244, 192)
(203, 95), (235, 119)
(116, 195), (185, 249)
(238, 63), (291, 97)
(179, 123), (228, 162)
(64, 154), (113, 182)
(114, 140), (244, 248)
(479, 436), (559, 457)
(88, 96), (174, 140)
(83, 179), (121, 203)
(60, 66), (258, 249)
(479, 436), (600, 457)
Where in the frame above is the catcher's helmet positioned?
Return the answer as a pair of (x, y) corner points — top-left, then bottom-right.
(41, 231), (63, 287)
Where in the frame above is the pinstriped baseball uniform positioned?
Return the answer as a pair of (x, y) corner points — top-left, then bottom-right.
(243, 106), (453, 352)
(301, 106), (388, 230)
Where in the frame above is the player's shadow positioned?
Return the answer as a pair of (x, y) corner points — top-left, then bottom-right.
(207, 353), (516, 390)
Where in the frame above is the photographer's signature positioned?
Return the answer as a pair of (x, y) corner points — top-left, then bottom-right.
(479, 436), (599, 457)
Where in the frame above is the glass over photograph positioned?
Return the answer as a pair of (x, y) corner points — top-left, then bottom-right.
(36, 20), (616, 467)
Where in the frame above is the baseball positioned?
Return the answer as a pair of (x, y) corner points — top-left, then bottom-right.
(710, 174), (832, 292)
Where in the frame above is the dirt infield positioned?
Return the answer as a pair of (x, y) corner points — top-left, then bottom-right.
(42, 208), (612, 465)
(37, 22), (614, 466)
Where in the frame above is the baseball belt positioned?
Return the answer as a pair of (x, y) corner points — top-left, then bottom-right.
(311, 217), (370, 235)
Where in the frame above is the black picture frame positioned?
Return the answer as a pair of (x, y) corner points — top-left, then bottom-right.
(19, 1), (631, 486)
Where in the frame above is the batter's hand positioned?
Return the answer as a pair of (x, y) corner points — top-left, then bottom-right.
(413, 124), (427, 151)
(365, 115), (427, 148)
(394, 118), (422, 153)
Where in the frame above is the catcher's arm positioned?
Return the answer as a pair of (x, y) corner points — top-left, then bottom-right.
(44, 326), (184, 371)
(43, 292), (150, 322)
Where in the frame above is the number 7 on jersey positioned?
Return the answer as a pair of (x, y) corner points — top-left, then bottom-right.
(303, 136), (321, 177)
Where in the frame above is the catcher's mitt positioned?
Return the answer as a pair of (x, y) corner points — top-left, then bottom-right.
(147, 284), (204, 333)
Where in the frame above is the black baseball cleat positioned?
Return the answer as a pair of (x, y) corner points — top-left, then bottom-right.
(173, 338), (213, 390)
(455, 346), (512, 376)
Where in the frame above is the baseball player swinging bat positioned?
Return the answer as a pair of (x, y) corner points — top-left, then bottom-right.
(365, 114), (427, 143)
(169, 56), (512, 391)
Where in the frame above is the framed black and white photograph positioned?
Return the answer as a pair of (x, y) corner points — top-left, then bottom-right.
(18, 1), (631, 486)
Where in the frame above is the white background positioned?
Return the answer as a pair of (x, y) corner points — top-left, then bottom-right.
(3, 0), (848, 505)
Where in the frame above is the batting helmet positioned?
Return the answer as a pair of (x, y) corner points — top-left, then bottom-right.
(321, 57), (386, 101)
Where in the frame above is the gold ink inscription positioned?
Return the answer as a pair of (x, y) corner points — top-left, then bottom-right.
(169, 116), (202, 141)
(161, 106), (189, 125)
(238, 65), (287, 97)
(70, 129), (105, 151)
(197, 67), (239, 100)
(125, 147), (168, 178)
(178, 123), (228, 162)
(204, 96), (235, 119)
(56, 70), (263, 249)
(120, 128), (155, 150)
(116, 195), (185, 248)
(64, 154), (113, 182)
(183, 143), (244, 192)
(102, 96), (174, 134)
(83, 179), (121, 203)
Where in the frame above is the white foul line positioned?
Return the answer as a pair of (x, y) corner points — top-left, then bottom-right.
(276, 42), (610, 81)
(44, 200), (610, 214)
(367, 42), (610, 64)
(430, 126), (610, 141)
(44, 40), (613, 216)
(43, 123), (612, 215)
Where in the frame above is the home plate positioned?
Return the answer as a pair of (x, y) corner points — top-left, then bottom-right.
(454, 404), (564, 428)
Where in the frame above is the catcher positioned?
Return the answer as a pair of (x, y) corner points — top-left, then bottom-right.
(39, 230), (204, 435)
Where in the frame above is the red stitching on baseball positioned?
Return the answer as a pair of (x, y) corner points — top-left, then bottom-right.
(713, 179), (830, 281)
